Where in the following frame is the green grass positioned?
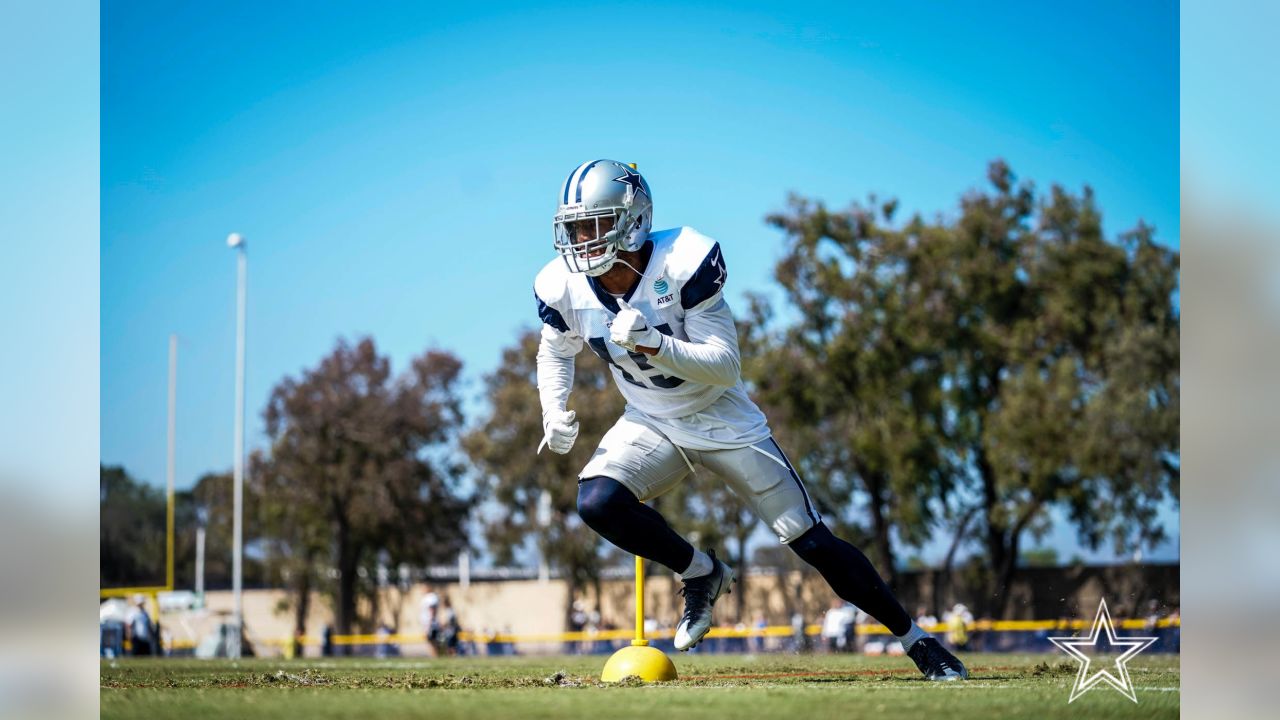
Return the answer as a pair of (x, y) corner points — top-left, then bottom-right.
(101, 653), (1178, 720)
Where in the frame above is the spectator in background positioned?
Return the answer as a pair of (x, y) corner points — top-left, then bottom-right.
(125, 595), (154, 657)
(566, 598), (587, 654)
(321, 624), (335, 657)
(375, 623), (401, 658)
(570, 599), (589, 631)
(944, 603), (973, 651)
(438, 599), (461, 656)
(731, 620), (749, 654)
(790, 611), (809, 653)
(420, 588), (440, 657)
(1143, 599), (1162, 630)
(821, 599), (857, 653)
(915, 605), (938, 631)
(749, 613), (767, 654)
(1143, 599), (1172, 652)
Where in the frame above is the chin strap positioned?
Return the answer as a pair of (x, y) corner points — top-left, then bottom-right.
(611, 256), (662, 281)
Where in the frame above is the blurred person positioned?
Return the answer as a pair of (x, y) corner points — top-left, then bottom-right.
(1142, 599), (1163, 631)
(944, 603), (973, 651)
(378, 623), (402, 658)
(536, 159), (967, 680)
(291, 627), (305, 660)
(821, 599), (857, 653)
(1142, 599), (1174, 652)
(570, 598), (589, 631)
(567, 598), (588, 654)
(790, 611), (808, 653)
(586, 605), (611, 654)
(439, 599), (461, 656)
(124, 595), (154, 657)
(749, 612), (767, 654)
(731, 621), (748, 653)
(419, 589), (440, 657)
(915, 605), (938, 631)
(844, 605), (861, 653)
(99, 599), (128, 658)
(321, 624), (335, 657)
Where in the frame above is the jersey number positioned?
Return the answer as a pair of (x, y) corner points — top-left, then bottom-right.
(588, 323), (685, 389)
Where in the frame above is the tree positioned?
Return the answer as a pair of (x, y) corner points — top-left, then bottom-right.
(172, 469), (266, 591)
(101, 464), (165, 588)
(761, 162), (1179, 616)
(463, 329), (625, 627)
(102, 465), (268, 592)
(255, 337), (472, 639)
(749, 192), (957, 584)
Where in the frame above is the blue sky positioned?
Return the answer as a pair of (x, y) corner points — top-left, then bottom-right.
(101, 1), (1179, 562)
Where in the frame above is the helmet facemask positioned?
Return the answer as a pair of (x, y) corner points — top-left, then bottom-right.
(553, 209), (641, 276)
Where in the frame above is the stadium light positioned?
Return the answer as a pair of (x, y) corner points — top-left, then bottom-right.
(227, 232), (247, 659)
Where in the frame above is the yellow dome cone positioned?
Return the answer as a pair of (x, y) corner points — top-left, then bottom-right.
(600, 555), (678, 682)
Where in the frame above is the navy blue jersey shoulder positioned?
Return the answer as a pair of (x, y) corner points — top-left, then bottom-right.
(681, 242), (727, 310)
(535, 288), (570, 333)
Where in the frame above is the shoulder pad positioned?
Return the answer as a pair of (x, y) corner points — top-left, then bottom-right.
(665, 228), (726, 310)
(534, 259), (572, 333)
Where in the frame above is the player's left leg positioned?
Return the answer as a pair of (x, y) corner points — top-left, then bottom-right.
(702, 438), (968, 680)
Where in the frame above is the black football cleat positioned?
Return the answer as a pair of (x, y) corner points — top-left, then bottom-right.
(674, 550), (735, 651)
(907, 637), (969, 681)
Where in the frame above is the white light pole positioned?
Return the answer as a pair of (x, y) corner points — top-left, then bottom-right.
(227, 232), (248, 658)
(166, 334), (177, 592)
(537, 489), (551, 584)
(195, 507), (207, 602)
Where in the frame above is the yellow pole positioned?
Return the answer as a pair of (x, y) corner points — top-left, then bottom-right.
(632, 555), (647, 646)
(166, 489), (175, 591)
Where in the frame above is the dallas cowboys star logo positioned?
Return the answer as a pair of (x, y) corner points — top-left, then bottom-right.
(709, 248), (725, 289)
(1049, 598), (1158, 703)
(612, 166), (648, 197)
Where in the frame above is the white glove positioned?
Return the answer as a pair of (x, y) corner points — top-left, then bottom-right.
(609, 299), (663, 352)
(538, 409), (579, 455)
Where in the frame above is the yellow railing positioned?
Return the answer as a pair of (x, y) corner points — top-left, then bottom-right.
(150, 616), (1179, 652)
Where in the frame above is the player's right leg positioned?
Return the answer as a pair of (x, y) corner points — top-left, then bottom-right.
(574, 415), (733, 651)
(576, 415), (697, 571)
(576, 477), (693, 573)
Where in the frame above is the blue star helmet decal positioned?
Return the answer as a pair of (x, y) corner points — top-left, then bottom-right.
(612, 166), (648, 198)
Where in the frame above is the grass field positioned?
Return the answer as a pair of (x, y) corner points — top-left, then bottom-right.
(101, 652), (1179, 719)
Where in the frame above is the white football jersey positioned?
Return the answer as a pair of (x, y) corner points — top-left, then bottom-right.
(534, 226), (770, 450)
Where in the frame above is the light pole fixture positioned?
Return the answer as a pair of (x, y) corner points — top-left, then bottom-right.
(226, 232), (247, 659)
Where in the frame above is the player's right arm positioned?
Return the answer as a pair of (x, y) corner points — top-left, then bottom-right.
(534, 278), (583, 454)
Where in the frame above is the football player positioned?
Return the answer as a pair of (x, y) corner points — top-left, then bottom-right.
(533, 160), (968, 681)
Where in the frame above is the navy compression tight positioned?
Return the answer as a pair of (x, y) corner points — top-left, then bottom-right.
(577, 475), (912, 635)
(577, 476), (695, 574)
(789, 522), (913, 635)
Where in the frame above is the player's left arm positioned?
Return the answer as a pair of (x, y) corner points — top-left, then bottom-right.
(643, 295), (742, 387)
(641, 242), (740, 386)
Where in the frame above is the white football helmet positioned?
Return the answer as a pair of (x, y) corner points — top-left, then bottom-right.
(553, 160), (653, 275)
